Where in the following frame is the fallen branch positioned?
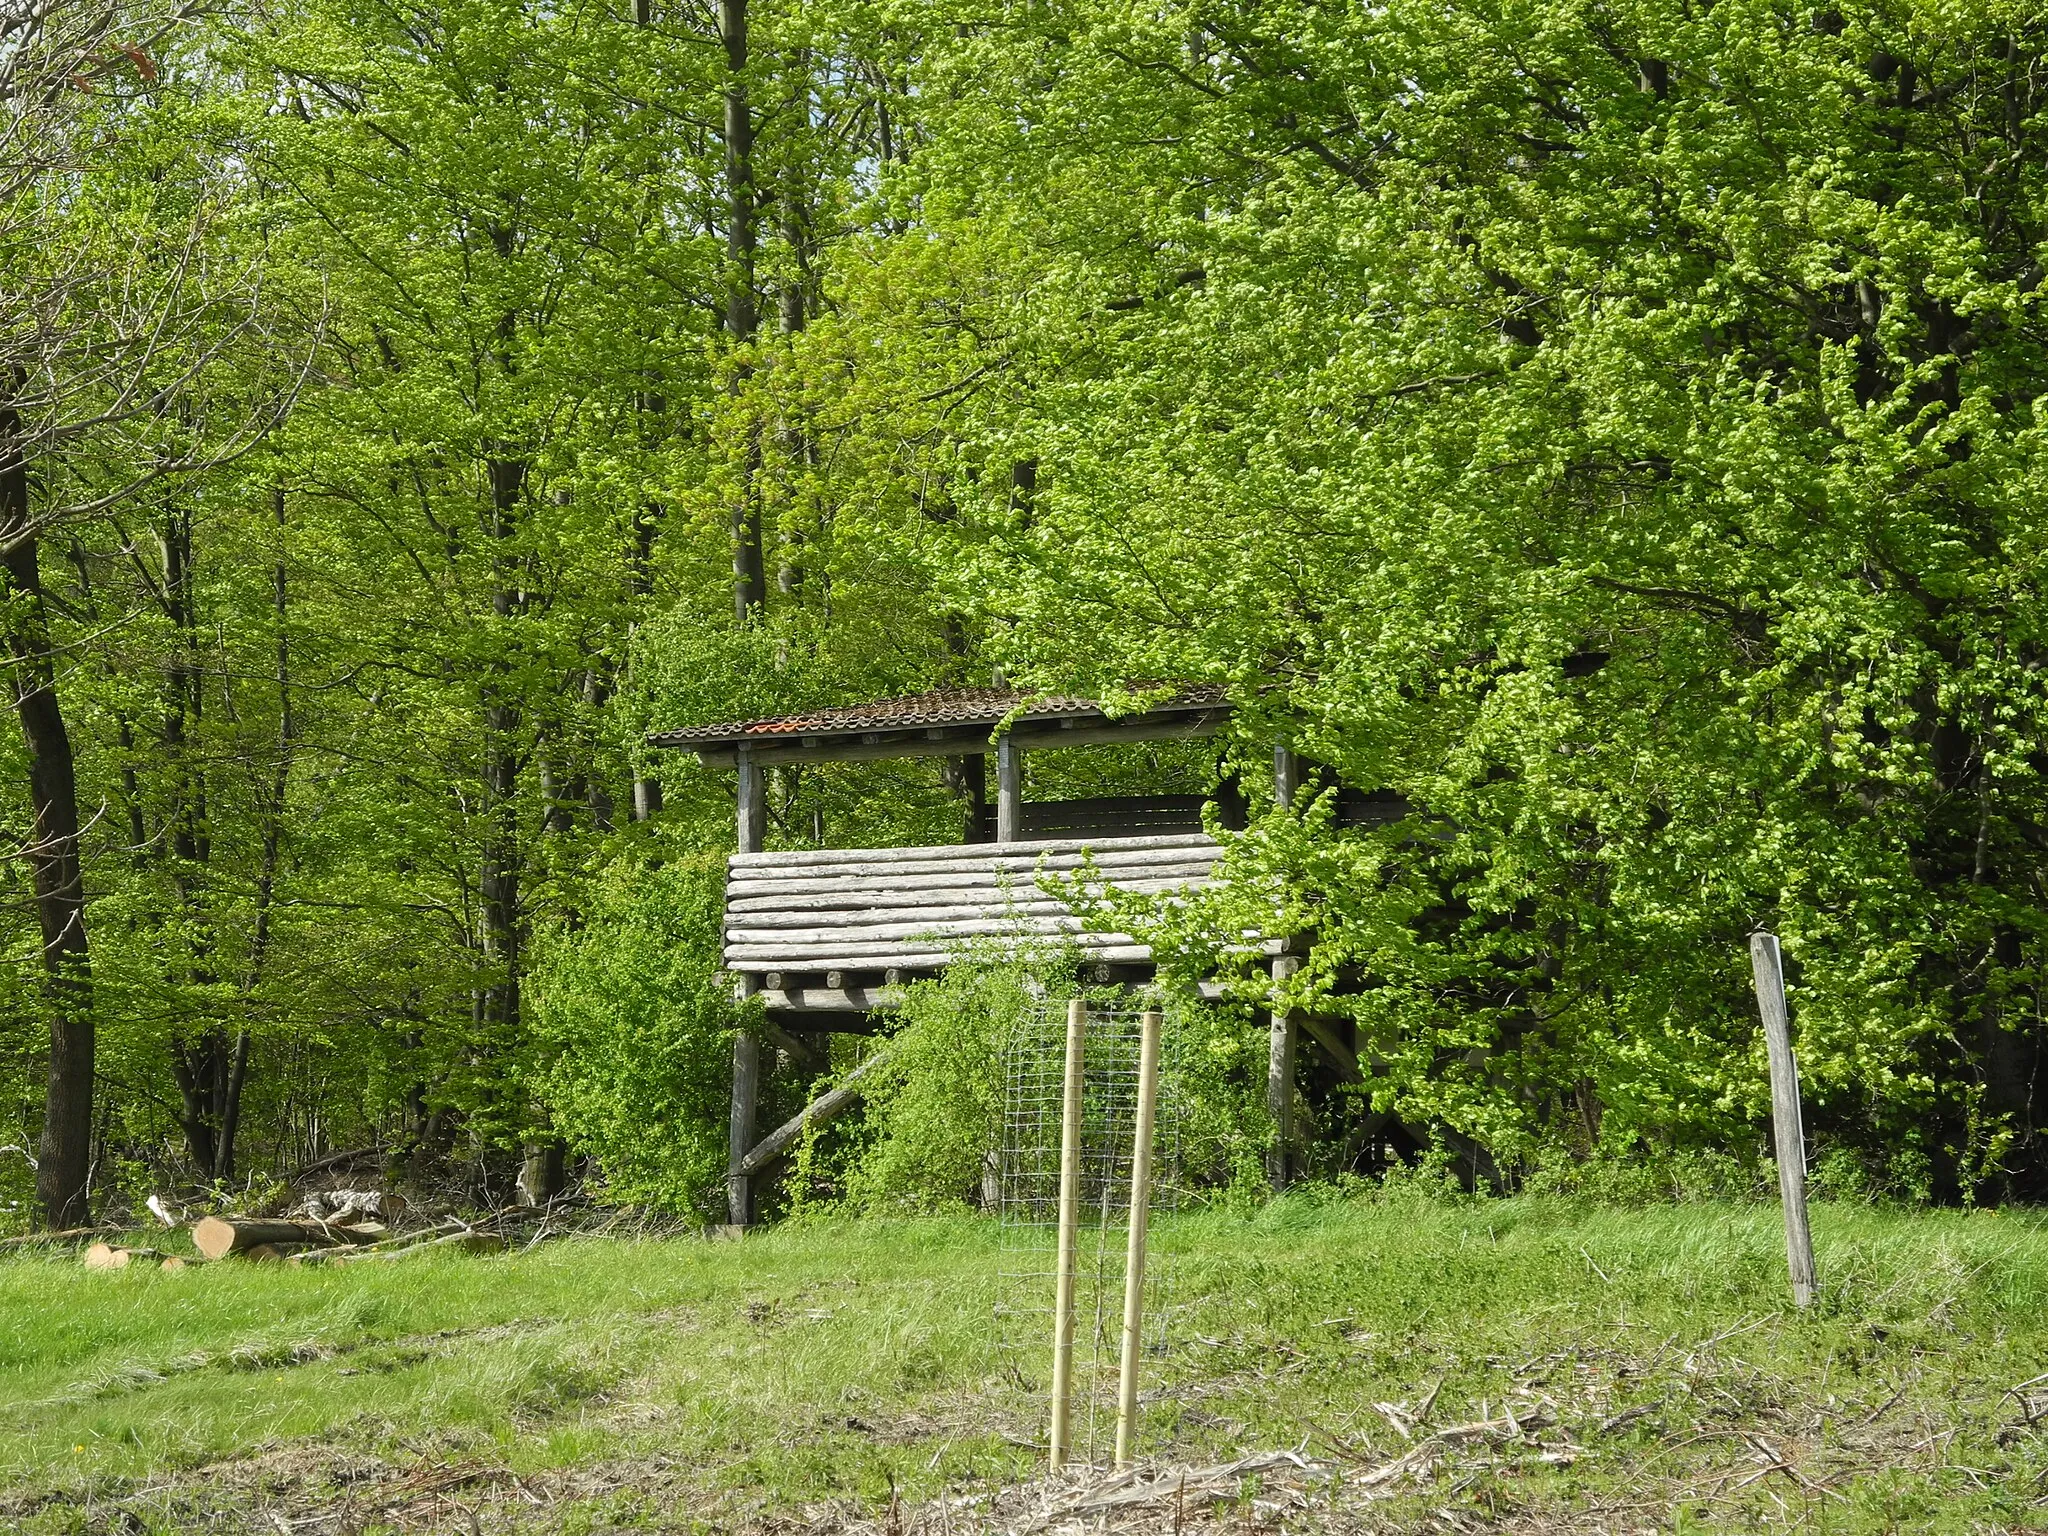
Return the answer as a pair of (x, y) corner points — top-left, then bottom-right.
(0, 1225), (103, 1249)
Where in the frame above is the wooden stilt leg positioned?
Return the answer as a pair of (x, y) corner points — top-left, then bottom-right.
(728, 1018), (759, 1226)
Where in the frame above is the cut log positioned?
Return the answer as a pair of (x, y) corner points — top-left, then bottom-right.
(160, 1255), (189, 1272)
(191, 1215), (384, 1261)
(242, 1243), (289, 1262)
(83, 1243), (167, 1270)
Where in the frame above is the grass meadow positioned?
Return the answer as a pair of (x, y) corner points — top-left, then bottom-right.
(4, 1195), (2048, 1531)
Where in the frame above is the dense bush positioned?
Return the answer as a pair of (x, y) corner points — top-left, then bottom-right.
(526, 856), (740, 1216)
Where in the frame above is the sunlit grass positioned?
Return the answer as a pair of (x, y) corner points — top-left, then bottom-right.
(4, 1197), (2048, 1529)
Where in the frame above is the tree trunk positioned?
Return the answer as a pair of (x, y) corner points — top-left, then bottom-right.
(480, 452), (525, 1051)
(157, 498), (252, 1183)
(720, 0), (766, 622)
(0, 388), (94, 1229)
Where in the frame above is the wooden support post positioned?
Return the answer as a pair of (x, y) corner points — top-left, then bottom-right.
(1114, 1008), (1163, 1469)
(727, 1028), (759, 1225)
(729, 747), (765, 1226)
(1750, 931), (1815, 1308)
(1268, 954), (1298, 1191)
(1049, 996), (1087, 1471)
(736, 747), (766, 854)
(996, 732), (1023, 843)
(1274, 744), (1301, 808)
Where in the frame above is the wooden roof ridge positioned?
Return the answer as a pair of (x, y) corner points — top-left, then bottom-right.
(648, 682), (1229, 752)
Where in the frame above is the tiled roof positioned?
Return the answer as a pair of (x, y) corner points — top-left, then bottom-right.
(648, 685), (1227, 749)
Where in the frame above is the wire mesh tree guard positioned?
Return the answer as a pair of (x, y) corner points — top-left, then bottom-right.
(992, 993), (1196, 1470)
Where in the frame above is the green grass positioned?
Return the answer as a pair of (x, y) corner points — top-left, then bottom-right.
(5, 1196), (2048, 1531)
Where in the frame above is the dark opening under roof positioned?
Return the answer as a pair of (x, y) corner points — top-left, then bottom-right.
(650, 685), (1230, 768)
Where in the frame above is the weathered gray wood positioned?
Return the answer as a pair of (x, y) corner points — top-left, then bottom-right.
(726, 933), (1151, 960)
(726, 916), (1120, 947)
(736, 749), (766, 855)
(727, 858), (1217, 890)
(726, 894), (1192, 923)
(729, 832), (1219, 869)
(1268, 954), (1299, 1191)
(997, 733), (1024, 842)
(1275, 745), (1302, 808)
(1299, 1015), (1361, 1081)
(737, 1048), (895, 1177)
(728, 859), (1216, 889)
(1750, 931), (1816, 1308)
(728, 943), (1160, 971)
(725, 870), (1217, 907)
(756, 985), (906, 1012)
(727, 1026), (760, 1225)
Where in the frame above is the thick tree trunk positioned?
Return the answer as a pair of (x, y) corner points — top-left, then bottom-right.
(0, 390), (94, 1228)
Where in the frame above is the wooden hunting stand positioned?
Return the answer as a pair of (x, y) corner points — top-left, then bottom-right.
(650, 686), (1361, 1225)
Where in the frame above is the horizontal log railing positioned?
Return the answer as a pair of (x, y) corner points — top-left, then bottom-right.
(724, 833), (1222, 980)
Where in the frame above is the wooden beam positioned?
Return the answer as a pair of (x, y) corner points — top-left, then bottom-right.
(727, 916), (1119, 948)
(727, 941), (1160, 970)
(736, 748), (766, 854)
(730, 831), (1219, 870)
(1299, 1014), (1361, 1081)
(737, 1047), (895, 1177)
(727, 891), (1195, 922)
(687, 708), (1228, 769)
(996, 732), (1023, 842)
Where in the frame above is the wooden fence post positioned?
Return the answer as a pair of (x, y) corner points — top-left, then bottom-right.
(1114, 1008), (1163, 1469)
(1049, 996), (1087, 1470)
(1267, 954), (1298, 1191)
(1750, 930), (1816, 1308)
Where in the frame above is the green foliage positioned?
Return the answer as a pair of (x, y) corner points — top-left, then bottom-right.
(13, 0), (2048, 1215)
(833, 952), (1066, 1214)
(526, 856), (737, 1215)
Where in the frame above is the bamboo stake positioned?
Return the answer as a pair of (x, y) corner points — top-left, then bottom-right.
(1114, 1008), (1163, 1469)
(1049, 996), (1087, 1471)
(1750, 931), (1816, 1307)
